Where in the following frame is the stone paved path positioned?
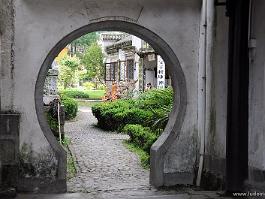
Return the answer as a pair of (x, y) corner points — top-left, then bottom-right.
(16, 106), (232, 199)
(66, 106), (153, 197)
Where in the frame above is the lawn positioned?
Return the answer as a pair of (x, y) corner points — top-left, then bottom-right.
(77, 100), (102, 107)
(60, 88), (105, 100)
(85, 90), (105, 100)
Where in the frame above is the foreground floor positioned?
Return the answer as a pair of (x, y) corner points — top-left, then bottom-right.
(17, 106), (232, 199)
(17, 192), (233, 199)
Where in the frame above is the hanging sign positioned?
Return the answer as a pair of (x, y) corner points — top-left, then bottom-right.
(157, 55), (165, 89)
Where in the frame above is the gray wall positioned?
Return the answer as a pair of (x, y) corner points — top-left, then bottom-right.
(9, 0), (201, 190)
(204, 6), (228, 181)
(0, 0), (15, 111)
(248, 0), (265, 186)
(3, 0), (265, 192)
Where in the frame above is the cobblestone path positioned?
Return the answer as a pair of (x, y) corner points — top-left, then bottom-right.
(66, 106), (152, 197)
(16, 107), (233, 199)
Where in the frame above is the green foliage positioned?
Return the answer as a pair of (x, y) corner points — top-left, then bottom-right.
(71, 32), (99, 54)
(122, 124), (159, 154)
(91, 88), (173, 168)
(62, 137), (77, 179)
(149, 105), (172, 131)
(86, 90), (105, 100)
(58, 55), (81, 89)
(61, 89), (90, 99)
(135, 87), (173, 109)
(60, 88), (105, 100)
(92, 99), (136, 130)
(46, 112), (58, 133)
(97, 84), (106, 90)
(123, 141), (150, 169)
(83, 82), (96, 90)
(77, 100), (101, 107)
(92, 88), (173, 131)
(83, 82), (106, 91)
(61, 96), (78, 120)
(60, 56), (80, 70)
(81, 43), (104, 88)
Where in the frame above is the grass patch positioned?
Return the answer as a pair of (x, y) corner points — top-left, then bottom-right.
(123, 140), (150, 169)
(85, 90), (105, 100)
(77, 100), (102, 107)
(60, 89), (105, 100)
(62, 137), (77, 179)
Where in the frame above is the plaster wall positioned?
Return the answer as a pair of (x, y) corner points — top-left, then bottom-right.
(204, 5), (228, 174)
(0, 0), (14, 111)
(8, 0), (201, 190)
(248, 0), (265, 184)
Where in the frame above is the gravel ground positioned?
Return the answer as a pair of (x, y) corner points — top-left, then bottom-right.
(66, 106), (151, 196)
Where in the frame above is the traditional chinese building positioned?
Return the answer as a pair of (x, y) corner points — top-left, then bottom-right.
(100, 32), (172, 95)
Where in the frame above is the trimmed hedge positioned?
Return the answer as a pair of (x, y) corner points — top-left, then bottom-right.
(123, 124), (159, 154)
(60, 89), (90, 99)
(60, 88), (105, 100)
(92, 88), (173, 131)
(135, 87), (173, 110)
(91, 88), (173, 167)
(92, 100), (155, 131)
(92, 99), (137, 131)
(61, 96), (78, 120)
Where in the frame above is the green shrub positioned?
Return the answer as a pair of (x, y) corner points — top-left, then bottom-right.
(61, 96), (78, 120)
(83, 82), (96, 90)
(60, 89), (90, 99)
(123, 141), (150, 169)
(86, 90), (105, 100)
(122, 124), (159, 154)
(60, 88), (105, 100)
(97, 84), (106, 90)
(135, 87), (173, 110)
(92, 99), (135, 130)
(46, 112), (58, 133)
(91, 88), (173, 131)
(91, 88), (173, 168)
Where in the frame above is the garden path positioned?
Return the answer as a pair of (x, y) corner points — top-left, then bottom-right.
(66, 106), (153, 197)
(16, 107), (233, 199)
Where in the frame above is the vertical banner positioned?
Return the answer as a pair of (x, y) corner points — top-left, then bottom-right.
(157, 55), (165, 89)
(119, 49), (126, 81)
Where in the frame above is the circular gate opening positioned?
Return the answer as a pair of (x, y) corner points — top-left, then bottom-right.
(35, 20), (187, 189)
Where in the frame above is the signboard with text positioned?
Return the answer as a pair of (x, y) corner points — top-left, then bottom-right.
(157, 55), (165, 89)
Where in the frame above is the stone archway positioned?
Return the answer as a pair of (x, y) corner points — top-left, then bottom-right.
(35, 19), (187, 190)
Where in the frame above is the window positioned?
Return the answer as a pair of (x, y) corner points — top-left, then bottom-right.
(127, 59), (134, 80)
(105, 62), (117, 81)
(119, 61), (126, 81)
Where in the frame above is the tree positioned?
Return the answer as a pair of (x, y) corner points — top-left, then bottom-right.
(81, 42), (104, 89)
(58, 55), (80, 89)
(70, 32), (99, 57)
